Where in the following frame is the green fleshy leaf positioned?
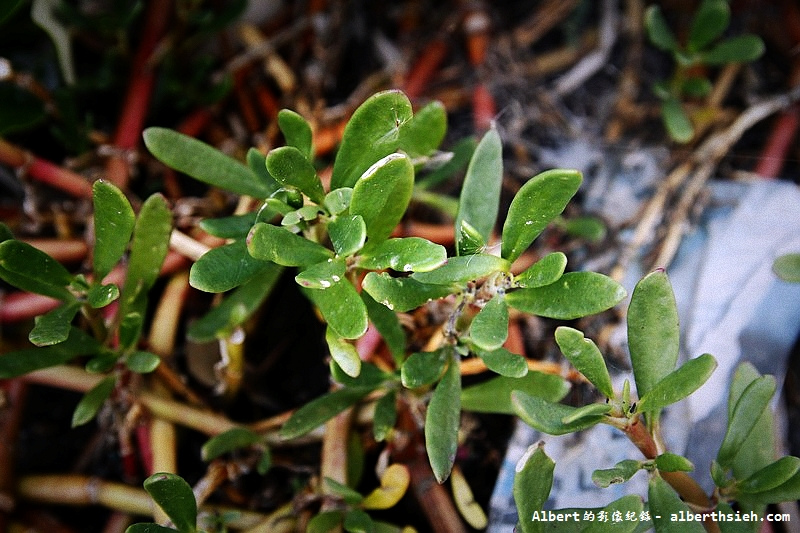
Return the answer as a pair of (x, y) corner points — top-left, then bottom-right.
(655, 452), (694, 473)
(344, 509), (374, 533)
(72, 375), (116, 427)
(119, 194), (172, 320)
(554, 326), (614, 399)
(324, 188), (353, 216)
(308, 511), (344, 533)
(514, 252), (567, 288)
(592, 459), (642, 488)
(648, 475), (705, 533)
(187, 264), (283, 342)
(87, 282), (120, 308)
(266, 146), (325, 204)
(741, 470), (800, 505)
(476, 347), (527, 378)
(645, 5), (679, 52)
(425, 351), (461, 483)
(506, 272), (626, 320)
(125, 524), (178, 533)
(362, 272), (455, 312)
(627, 270), (679, 399)
(398, 100), (447, 157)
(202, 427), (261, 461)
(277, 109), (313, 159)
(560, 402), (613, 424)
(329, 215), (367, 257)
(662, 97), (694, 143)
(144, 128), (273, 198)
(512, 392), (605, 435)
(738, 456), (800, 494)
(126, 351), (161, 374)
(688, 0), (730, 53)
(582, 495), (646, 533)
(456, 220), (486, 256)
(717, 375), (776, 468)
(247, 222), (333, 267)
(325, 327), (361, 378)
(356, 237), (447, 273)
(401, 349), (448, 388)
(562, 216), (607, 242)
(501, 169), (582, 263)
(412, 254), (509, 285)
(455, 128), (502, 255)
(0, 240), (74, 301)
(119, 312), (143, 352)
(199, 212), (257, 239)
(373, 390), (397, 442)
(461, 372), (570, 415)
(142, 473), (198, 533)
(773, 253), (800, 283)
(280, 386), (375, 440)
(702, 34), (765, 65)
(470, 298), (509, 351)
(0, 327), (100, 378)
(29, 300), (81, 346)
(92, 180), (135, 279)
(256, 448), (272, 475)
(304, 280), (369, 339)
(514, 444), (554, 533)
(325, 477), (363, 505)
(362, 291), (406, 363)
(190, 240), (272, 293)
(729, 364), (776, 481)
(350, 153), (414, 246)
(714, 502), (758, 533)
(295, 258), (346, 290)
(331, 361), (388, 388)
(331, 90), (413, 189)
(682, 77), (713, 98)
(281, 205), (322, 227)
(636, 353), (717, 413)
(417, 136), (478, 189)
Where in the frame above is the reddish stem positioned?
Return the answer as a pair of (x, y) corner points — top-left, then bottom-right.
(0, 138), (93, 198)
(472, 82), (496, 132)
(754, 104), (799, 179)
(402, 39), (449, 99)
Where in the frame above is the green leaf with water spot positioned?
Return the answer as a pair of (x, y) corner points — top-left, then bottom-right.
(191, 240), (272, 293)
(592, 459), (642, 488)
(325, 327), (361, 378)
(266, 146), (325, 204)
(469, 297), (509, 351)
(278, 108), (313, 159)
(142, 473), (198, 533)
(398, 100), (447, 157)
(401, 349), (447, 388)
(477, 347), (527, 378)
(202, 427), (262, 461)
(324, 188), (353, 215)
(304, 280), (368, 339)
(0, 240), (75, 301)
(554, 326), (614, 399)
(144, 128), (272, 198)
(28, 300), (81, 347)
(72, 375), (116, 427)
(357, 237), (447, 273)
(425, 352), (461, 483)
(412, 254), (509, 285)
(515, 252), (567, 288)
(87, 282), (120, 308)
(702, 35), (764, 65)
(512, 391), (605, 435)
(514, 444), (554, 533)
(247, 222), (333, 267)
(506, 272), (626, 320)
(501, 169), (582, 263)
(455, 128), (502, 255)
(362, 272), (456, 312)
(329, 215), (366, 257)
(637, 353), (716, 413)
(92, 180), (135, 279)
(648, 476), (705, 533)
(331, 90), (413, 189)
(461, 372), (570, 415)
(280, 386), (375, 440)
(627, 270), (679, 399)
(717, 375), (776, 468)
(688, 0), (730, 53)
(350, 153), (414, 246)
(295, 258), (346, 290)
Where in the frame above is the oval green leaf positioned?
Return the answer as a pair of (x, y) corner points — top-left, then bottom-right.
(717, 375), (776, 468)
(362, 272), (455, 312)
(331, 90), (413, 189)
(328, 214), (366, 257)
(515, 252), (567, 288)
(511, 391), (605, 435)
(514, 444), (554, 533)
(470, 298), (509, 351)
(555, 326), (614, 399)
(401, 349), (447, 388)
(477, 347), (527, 378)
(356, 237), (447, 273)
(662, 97), (694, 143)
(87, 282), (120, 308)
(648, 475), (705, 533)
(0, 240), (74, 301)
(501, 169), (582, 263)
(636, 353), (717, 413)
(655, 452), (694, 473)
(350, 153), (414, 246)
(266, 146), (325, 204)
(455, 128), (502, 255)
(0, 328), (100, 378)
(247, 222), (333, 267)
(702, 34), (765, 65)
(325, 327), (361, 378)
(304, 280), (368, 339)
(142, 472), (198, 533)
(506, 272), (626, 320)
(461, 372), (570, 415)
(277, 109), (313, 158)
(398, 100), (447, 158)
(72, 375), (116, 427)
(774, 253), (800, 283)
(280, 386), (375, 440)
(412, 254), (509, 285)
(627, 269), (679, 398)
(373, 390), (397, 442)
(592, 459), (642, 488)
(202, 427), (261, 461)
(29, 300), (81, 347)
(425, 352), (461, 483)
(739, 456), (800, 494)
(645, 5), (679, 52)
(688, 0), (729, 53)
(126, 350), (161, 374)
(295, 258), (346, 290)
(191, 240), (272, 293)
(93, 180), (135, 279)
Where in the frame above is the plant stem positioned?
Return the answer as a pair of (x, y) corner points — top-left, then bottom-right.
(0, 138), (93, 198)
